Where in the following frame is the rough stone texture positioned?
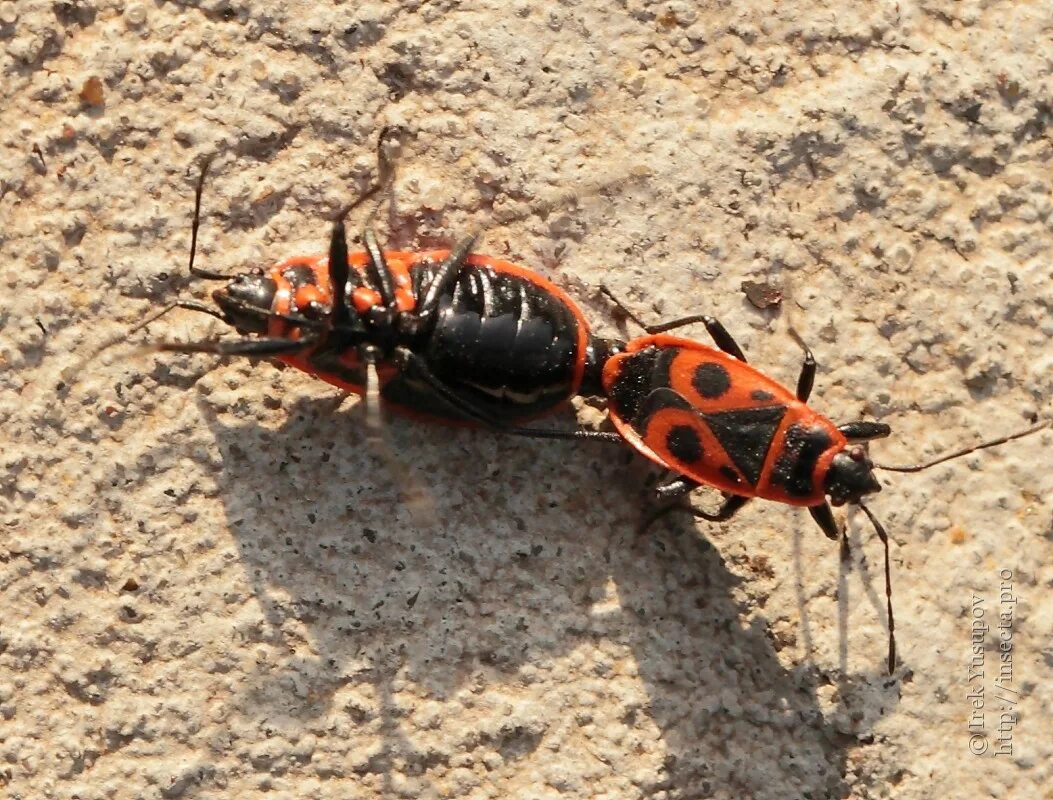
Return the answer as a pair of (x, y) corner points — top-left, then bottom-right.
(3, 1), (1052, 798)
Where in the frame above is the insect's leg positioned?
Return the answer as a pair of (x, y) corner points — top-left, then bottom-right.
(356, 344), (437, 527)
(329, 126), (400, 312)
(640, 488), (750, 533)
(362, 228), (398, 308)
(693, 317), (747, 363)
(787, 328), (816, 402)
(654, 475), (699, 500)
(157, 337), (315, 358)
(311, 217), (367, 365)
(796, 346), (816, 403)
(414, 233), (479, 324)
(689, 493), (750, 522)
(808, 502), (841, 541)
(327, 217), (358, 333)
(393, 347), (623, 443)
(837, 421), (892, 441)
(358, 345), (386, 442)
(654, 477), (748, 520)
(331, 126), (398, 223)
(185, 156), (239, 281)
(598, 286), (747, 361)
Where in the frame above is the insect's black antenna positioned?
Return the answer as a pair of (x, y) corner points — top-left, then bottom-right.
(74, 299), (227, 370)
(858, 502), (895, 675)
(188, 156), (209, 276)
(128, 300), (226, 338)
(875, 420), (1049, 473)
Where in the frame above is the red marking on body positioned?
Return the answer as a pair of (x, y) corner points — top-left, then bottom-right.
(352, 286), (383, 314)
(250, 248), (584, 424)
(295, 284), (325, 310)
(645, 407), (747, 494)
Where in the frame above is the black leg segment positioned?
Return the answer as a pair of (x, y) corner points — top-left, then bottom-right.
(328, 219), (356, 332)
(638, 491), (749, 534)
(838, 421), (892, 441)
(654, 476), (701, 501)
(787, 328), (817, 402)
(415, 233), (479, 323)
(808, 502), (841, 541)
(689, 493), (750, 522)
(697, 316), (747, 363)
(791, 349), (817, 400)
(796, 347), (816, 403)
(598, 286), (747, 362)
(363, 228), (398, 308)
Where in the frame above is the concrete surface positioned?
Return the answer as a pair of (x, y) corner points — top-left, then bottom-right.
(3, 1), (1053, 798)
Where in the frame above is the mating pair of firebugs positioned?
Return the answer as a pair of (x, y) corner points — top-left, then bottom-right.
(132, 131), (1047, 675)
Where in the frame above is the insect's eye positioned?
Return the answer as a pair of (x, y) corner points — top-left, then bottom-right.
(849, 448), (865, 462)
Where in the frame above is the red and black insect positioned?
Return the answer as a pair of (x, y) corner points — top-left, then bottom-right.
(132, 136), (1046, 675)
(599, 304), (1049, 673)
(132, 132), (715, 442)
(135, 138), (624, 443)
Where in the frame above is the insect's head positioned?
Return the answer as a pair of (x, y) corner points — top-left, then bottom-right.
(211, 272), (279, 335)
(824, 447), (882, 506)
(823, 419), (1048, 676)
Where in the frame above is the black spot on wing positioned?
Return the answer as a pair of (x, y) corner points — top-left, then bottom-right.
(750, 389), (775, 401)
(666, 425), (703, 464)
(633, 388), (707, 466)
(692, 362), (731, 398)
(768, 423), (834, 497)
(703, 406), (787, 486)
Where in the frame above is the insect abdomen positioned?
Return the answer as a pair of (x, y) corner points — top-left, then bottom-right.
(410, 260), (587, 419)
